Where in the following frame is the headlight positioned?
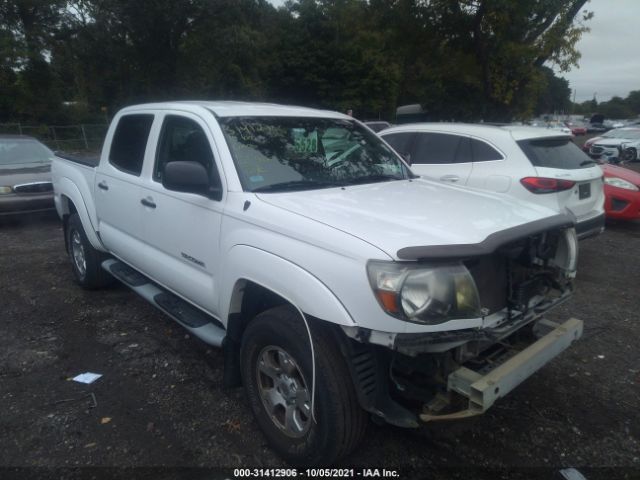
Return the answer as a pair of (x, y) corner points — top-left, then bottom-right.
(0, 186), (12, 194)
(367, 261), (481, 324)
(604, 177), (639, 191)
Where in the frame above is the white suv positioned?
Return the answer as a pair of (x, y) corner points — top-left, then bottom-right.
(380, 123), (605, 239)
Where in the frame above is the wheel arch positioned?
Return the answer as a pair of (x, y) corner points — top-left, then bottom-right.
(220, 245), (355, 388)
(57, 178), (105, 252)
(222, 245), (354, 329)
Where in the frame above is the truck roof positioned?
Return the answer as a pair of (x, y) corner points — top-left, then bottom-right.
(120, 101), (350, 119)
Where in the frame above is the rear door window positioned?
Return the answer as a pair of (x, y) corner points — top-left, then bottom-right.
(454, 137), (472, 163)
(411, 133), (460, 164)
(518, 137), (592, 169)
(108, 114), (154, 175)
(471, 139), (503, 161)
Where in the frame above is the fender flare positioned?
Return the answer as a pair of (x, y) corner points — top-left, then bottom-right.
(221, 245), (355, 327)
(57, 177), (106, 252)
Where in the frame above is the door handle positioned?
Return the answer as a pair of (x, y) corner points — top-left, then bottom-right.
(140, 197), (156, 209)
(97, 181), (109, 191)
(440, 175), (460, 183)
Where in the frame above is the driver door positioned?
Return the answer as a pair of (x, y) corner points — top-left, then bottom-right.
(137, 112), (225, 317)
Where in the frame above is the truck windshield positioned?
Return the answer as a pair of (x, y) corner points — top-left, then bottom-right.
(219, 117), (412, 192)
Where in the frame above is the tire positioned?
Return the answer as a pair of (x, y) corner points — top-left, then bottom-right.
(622, 147), (637, 163)
(66, 213), (113, 289)
(240, 305), (367, 466)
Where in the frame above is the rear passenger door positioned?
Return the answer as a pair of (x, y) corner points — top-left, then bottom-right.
(407, 132), (473, 185)
(137, 112), (224, 317)
(463, 137), (509, 192)
(95, 113), (155, 266)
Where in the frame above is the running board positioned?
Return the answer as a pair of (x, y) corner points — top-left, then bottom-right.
(102, 259), (225, 347)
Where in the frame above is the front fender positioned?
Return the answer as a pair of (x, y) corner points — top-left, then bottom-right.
(221, 245), (354, 327)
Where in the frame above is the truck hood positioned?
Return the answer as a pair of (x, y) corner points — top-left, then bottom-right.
(256, 179), (565, 260)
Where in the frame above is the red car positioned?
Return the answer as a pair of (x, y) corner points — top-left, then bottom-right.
(565, 121), (587, 136)
(601, 163), (640, 220)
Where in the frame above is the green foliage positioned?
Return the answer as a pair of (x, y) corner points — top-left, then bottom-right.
(570, 91), (640, 119)
(0, 0), (599, 124)
(534, 66), (571, 116)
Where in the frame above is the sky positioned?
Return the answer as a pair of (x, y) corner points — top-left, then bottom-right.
(267, 0), (639, 103)
(562, 0), (640, 103)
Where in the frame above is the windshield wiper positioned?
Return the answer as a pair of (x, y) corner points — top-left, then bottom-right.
(252, 180), (343, 193)
(341, 174), (403, 186)
(580, 160), (597, 166)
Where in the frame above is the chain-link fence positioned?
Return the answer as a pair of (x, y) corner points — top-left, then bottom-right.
(0, 123), (108, 154)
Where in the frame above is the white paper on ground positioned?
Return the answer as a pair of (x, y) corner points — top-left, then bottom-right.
(72, 372), (103, 384)
(560, 468), (588, 480)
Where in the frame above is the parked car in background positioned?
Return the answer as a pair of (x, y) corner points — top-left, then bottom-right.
(546, 121), (573, 135)
(587, 123), (610, 133)
(0, 135), (55, 216)
(583, 127), (640, 163)
(564, 121), (587, 136)
(380, 123), (605, 239)
(621, 140), (640, 162)
(364, 120), (391, 132)
(600, 163), (640, 220)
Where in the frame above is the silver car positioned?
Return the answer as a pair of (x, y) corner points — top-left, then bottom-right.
(0, 135), (55, 216)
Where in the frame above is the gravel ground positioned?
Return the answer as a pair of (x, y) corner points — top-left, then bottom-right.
(1, 165), (639, 480)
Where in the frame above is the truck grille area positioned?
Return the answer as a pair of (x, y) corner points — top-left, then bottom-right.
(465, 255), (507, 314)
(464, 227), (573, 318)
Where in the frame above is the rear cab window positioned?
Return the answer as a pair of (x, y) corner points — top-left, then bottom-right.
(108, 114), (154, 175)
(517, 137), (593, 170)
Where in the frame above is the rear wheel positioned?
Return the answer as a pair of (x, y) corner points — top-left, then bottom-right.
(240, 305), (367, 466)
(66, 213), (113, 289)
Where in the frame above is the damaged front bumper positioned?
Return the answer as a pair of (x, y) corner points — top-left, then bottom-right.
(338, 314), (583, 428)
(420, 317), (583, 421)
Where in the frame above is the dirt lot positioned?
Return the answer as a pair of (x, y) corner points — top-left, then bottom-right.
(1, 168), (639, 479)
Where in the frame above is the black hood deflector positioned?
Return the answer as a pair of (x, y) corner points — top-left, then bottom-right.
(397, 214), (575, 260)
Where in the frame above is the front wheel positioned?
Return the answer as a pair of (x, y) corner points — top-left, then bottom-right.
(66, 213), (113, 289)
(622, 147), (637, 163)
(240, 305), (367, 466)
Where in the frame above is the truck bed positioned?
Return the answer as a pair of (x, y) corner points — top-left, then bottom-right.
(55, 152), (100, 168)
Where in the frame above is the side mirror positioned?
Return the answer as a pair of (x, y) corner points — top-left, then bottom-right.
(162, 161), (211, 197)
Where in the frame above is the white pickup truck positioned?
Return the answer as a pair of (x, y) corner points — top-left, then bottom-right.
(52, 101), (583, 466)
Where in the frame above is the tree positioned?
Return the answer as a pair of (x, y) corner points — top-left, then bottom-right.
(626, 90), (640, 116)
(366, 0), (590, 121)
(1, 0), (596, 124)
(598, 96), (634, 119)
(0, 0), (69, 122)
(534, 66), (571, 115)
